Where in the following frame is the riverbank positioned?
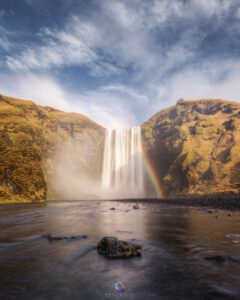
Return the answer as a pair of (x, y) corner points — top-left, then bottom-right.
(1, 195), (240, 210)
(115, 195), (240, 211)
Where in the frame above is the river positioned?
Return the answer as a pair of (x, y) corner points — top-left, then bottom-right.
(0, 200), (239, 299)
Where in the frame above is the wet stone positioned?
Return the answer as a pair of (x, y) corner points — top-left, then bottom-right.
(43, 234), (88, 242)
(97, 237), (142, 258)
(133, 204), (140, 209)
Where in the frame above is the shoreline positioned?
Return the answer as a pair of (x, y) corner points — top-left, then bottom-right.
(114, 195), (240, 211)
(0, 195), (240, 210)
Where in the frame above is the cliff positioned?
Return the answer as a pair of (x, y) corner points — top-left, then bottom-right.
(1, 95), (240, 202)
(0, 95), (104, 203)
(142, 99), (240, 197)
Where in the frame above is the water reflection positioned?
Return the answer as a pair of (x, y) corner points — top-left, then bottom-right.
(0, 201), (239, 299)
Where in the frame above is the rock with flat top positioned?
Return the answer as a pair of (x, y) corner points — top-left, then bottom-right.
(97, 237), (142, 258)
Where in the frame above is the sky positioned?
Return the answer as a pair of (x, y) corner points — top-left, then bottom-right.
(0, 0), (240, 128)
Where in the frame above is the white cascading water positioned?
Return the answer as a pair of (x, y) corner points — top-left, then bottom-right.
(101, 126), (144, 199)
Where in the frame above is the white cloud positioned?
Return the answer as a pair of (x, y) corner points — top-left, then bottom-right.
(0, 72), (145, 129)
(0, 73), (69, 111)
(1, 0), (240, 128)
(153, 60), (240, 111)
(0, 25), (12, 52)
(71, 84), (149, 129)
(5, 27), (98, 71)
(4, 0), (239, 77)
(1, 1), (190, 74)
(1, 58), (240, 131)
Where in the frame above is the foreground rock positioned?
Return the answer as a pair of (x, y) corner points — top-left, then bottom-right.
(97, 237), (142, 258)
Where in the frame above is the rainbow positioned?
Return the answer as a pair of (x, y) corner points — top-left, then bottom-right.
(142, 149), (163, 198)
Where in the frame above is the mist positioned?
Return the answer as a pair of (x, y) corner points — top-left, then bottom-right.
(51, 132), (103, 200)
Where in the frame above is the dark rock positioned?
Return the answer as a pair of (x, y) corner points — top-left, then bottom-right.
(97, 237), (142, 258)
(133, 204), (139, 209)
(110, 207), (116, 210)
(204, 255), (240, 265)
(43, 234), (87, 241)
(204, 255), (226, 263)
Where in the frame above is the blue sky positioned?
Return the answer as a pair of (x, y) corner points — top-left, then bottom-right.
(0, 0), (240, 128)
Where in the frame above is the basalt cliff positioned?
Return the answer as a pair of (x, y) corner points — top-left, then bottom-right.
(0, 95), (240, 203)
(142, 99), (240, 197)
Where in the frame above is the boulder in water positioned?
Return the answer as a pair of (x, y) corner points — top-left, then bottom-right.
(133, 204), (140, 209)
(97, 237), (142, 258)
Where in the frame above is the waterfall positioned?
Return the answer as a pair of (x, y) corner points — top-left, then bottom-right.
(101, 126), (144, 199)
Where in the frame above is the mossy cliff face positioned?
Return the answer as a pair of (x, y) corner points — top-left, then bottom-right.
(0, 95), (104, 202)
(142, 99), (240, 197)
(0, 142), (47, 203)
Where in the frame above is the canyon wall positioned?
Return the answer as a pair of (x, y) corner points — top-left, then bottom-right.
(142, 99), (240, 197)
(1, 95), (240, 202)
(0, 95), (104, 202)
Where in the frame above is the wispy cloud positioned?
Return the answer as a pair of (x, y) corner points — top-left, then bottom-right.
(0, 72), (69, 111)
(0, 25), (12, 53)
(1, 0), (240, 128)
(0, 72), (143, 128)
(5, 0), (240, 76)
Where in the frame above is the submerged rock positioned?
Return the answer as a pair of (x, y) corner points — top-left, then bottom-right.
(133, 204), (140, 209)
(43, 234), (88, 241)
(204, 255), (240, 264)
(97, 237), (142, 258)
(204, 255), (226, 263)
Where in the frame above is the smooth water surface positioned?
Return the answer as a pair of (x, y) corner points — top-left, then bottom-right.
(0, 201), (239, 299)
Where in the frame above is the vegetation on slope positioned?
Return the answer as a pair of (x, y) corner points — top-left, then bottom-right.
(0, 95), (104, 203)
(142, 99), (240, 197)
(0, 142), (47, 202)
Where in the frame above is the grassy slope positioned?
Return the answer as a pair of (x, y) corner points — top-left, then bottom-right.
(142, 99), (240, 197)
(0, 95), (104, 203)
